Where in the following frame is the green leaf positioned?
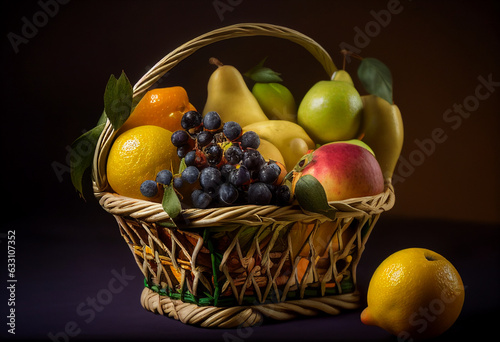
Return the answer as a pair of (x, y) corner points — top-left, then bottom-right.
(70, 122), (106, 197)
(247, 67), (283, 83)
(104, 71), (133, 130)
(158, 221), (178, 228)
(294, 175), (337, 220)
(96, 111), (108, 126)
(244, 57), (283, 83)
(178, 158), (187, 175)
(357, 57), (393, 104)
(162, 184), (182, 220)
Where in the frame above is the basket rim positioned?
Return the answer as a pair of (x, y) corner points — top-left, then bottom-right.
(94, 181), (395, 227)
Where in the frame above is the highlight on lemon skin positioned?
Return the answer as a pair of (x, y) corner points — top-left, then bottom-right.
(360, 248), (465, 340)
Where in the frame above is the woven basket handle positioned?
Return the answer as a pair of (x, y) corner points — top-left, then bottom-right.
(132, 23), (337, 98)
(93, 23), (336, 192)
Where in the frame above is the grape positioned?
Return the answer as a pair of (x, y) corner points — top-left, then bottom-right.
(219, 183), (239, 205)
(156, 169), (173, 185)
(259, 163), (281, 184)
(171, 130), (190, 147)
(181, 165), (200, 184)
(200, 167), (222, 192)
(185, 149), (208, 168)
(205, 144), (223, 166)
(197, 131), (213, 147)
(242, 149), (265, 171)
(184, 150), (197, 166)
(275, 184), (291, 206)
(240, 131), (260, 149)
(177, 144), (190, 158)
(266, 182), (277, 191)
(228, 165), (250, 187)
(173, 176), (183, 189)
(140, 180), (158, 198)
(181, 110), (202, 130)
(247, 182), (272, 205)
(191, 189), (203, 203)
(224, 145), (243, 165)
(191, 189), (212, 209)
(203, 111), (222, 131)
(220, 164), (235, 182)
(223, 121), (242, 141)
(171, 117), (291, 208)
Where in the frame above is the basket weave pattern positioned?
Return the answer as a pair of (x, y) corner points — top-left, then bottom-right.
(92, 23), (395, 328)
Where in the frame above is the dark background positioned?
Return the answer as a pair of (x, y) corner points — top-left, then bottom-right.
(1, 0), (499, 341)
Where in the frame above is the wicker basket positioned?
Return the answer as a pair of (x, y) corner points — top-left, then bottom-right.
(92, 23), (395, 328)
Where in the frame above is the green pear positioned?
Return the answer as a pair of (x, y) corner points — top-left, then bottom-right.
(297, 73), (363, 144)
(252, 82), (297, 122)
(331, 69), (354, 85)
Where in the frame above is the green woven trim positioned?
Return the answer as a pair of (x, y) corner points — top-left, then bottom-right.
(360, 218), (372, 238)
(144, 276), (355, 307)
(204, 228), (222, 306)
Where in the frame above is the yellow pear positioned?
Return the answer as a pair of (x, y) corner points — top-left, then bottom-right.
(257, 138), (286, 165)
(202, 58), (268, 127)
(243, 120), (315, 170)
(360, 95), (403, 182)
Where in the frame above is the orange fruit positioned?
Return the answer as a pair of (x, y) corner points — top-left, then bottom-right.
(106, 125), (180, 201)
(119, 86), (196, 133)
(361, 248), (465, 340)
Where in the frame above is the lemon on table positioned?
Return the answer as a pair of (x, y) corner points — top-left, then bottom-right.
(361, 248), (465, 340)
(106, 125), (180, 201)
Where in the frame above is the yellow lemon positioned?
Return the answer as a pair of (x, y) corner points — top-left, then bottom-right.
(361, 248), (465, 340)
(106, 125), (180, 201)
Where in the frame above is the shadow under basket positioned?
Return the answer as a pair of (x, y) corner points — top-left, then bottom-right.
(92, 23), (396, 328)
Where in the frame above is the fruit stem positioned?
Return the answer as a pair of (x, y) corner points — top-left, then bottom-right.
(172, 185), (184, 200)
(209, 57), (224, 68)
(425, 254), (436, 261)
(341, 49), (364, 69)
